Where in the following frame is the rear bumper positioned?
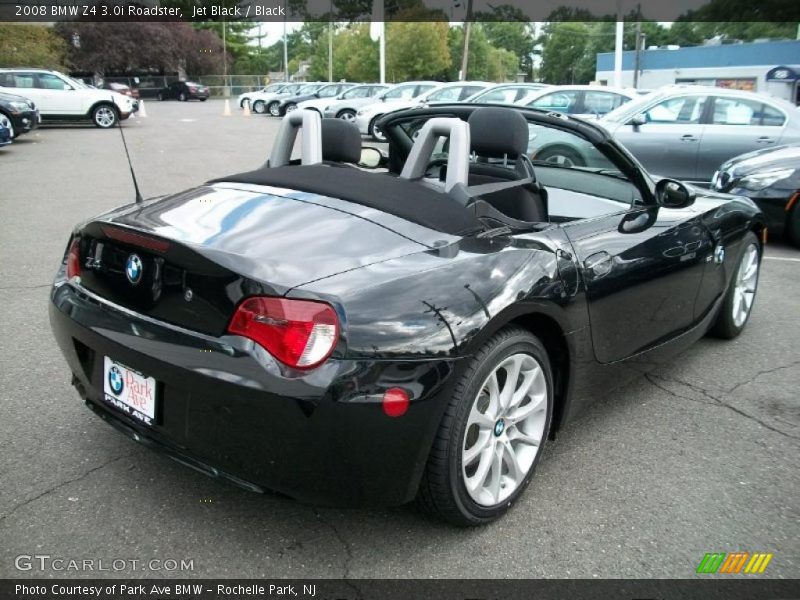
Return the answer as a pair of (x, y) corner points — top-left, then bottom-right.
(50, 280), (458, 507)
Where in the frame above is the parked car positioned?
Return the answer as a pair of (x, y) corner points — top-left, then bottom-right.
(354, 81), (441, 141)
(599, 85), (800, 183)
(157, 81), (210, 102)
(50, 104), (764, 526)
(238, 83), (286, 109)
(299, 83), (389, 121)
(355, 81), (491, 142)
(465, 83), (551, 105)
(266, 82), (330, 116)
(0, 120), (11, 147)
(249, 82), (311, 115)
(0, 69), (136, 128)
(0, 90), (40, 139)
(518, 85), (637, 119)
(271, 82), (357, 117)
(105, 82), (140, 100)
(712, 144), (800, 247)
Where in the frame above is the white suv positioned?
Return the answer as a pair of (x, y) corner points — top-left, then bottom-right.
(0, 69), (136, 128)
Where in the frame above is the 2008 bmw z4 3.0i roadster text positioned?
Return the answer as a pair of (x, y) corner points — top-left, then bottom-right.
(50, 106), (765, 525)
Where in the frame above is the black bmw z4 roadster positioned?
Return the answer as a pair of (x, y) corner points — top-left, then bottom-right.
(50, 105), (765, 525)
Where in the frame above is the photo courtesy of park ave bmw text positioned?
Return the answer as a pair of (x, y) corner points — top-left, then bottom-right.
(0, 0), (798, 597)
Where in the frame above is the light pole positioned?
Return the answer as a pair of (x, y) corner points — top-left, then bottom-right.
(328, 0), (334, 81)
(460, 0), (473, 81)
(283, 0), (289, 81)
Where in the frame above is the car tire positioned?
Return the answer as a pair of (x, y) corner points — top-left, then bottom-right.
(284, 102), (297, 113)
(416, 326), (553, 526)
(200, 98), (207, 102)
(369, 116), (386, 142)
(0, 112), (14, 138)
(179, 92), (187, 102)
(91, 104), (118, 129)
(252, 100), (266, 114)
(240, 98), (250, 109)
(157, 92), (164, 101)
(708, 231), (761, 339)
(786, 198), (800, 249)
(536, 145), (585, 167)
(268, 101), (281, 117)
(337, 109), (356, 122)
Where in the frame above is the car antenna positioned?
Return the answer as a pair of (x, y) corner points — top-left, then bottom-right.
(112, 97), (143, 204)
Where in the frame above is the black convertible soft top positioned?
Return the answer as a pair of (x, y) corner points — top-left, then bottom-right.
(209, 165), (482, 236)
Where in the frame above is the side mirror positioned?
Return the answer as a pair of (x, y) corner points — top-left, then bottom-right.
(628, 113), (646, 129)
(655, 179), (695, 209)
(358, 147), (385, 169)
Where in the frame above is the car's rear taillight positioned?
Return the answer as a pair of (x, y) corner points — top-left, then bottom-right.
(227, 297), (339, 369)
(66, 238), (81, 279)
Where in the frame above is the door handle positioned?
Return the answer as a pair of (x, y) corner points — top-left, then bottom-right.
(584, 251), (613, 278)
(756, 137), (775, 144)
(680, 134), (698, 142)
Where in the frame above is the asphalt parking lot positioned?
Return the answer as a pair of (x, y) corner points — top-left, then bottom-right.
(1, 98), (798, 579)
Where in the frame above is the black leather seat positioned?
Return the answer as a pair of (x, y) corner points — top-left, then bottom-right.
(465, 107), (547, 222)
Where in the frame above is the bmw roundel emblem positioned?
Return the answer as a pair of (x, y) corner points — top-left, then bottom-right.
(125, 254), (143, 285)
(108, 366), (124, 396)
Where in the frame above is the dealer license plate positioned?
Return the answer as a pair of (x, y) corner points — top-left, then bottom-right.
(103, 357), (157, 426)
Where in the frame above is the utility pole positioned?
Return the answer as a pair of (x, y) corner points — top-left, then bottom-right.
(328, 0), (333, 81)
(633, 12), (642, 89)
(222, 19), (228, 94)
(613, 0), (624, 87)
(460, 0), (473, 81)
(283, 0), (289, 82)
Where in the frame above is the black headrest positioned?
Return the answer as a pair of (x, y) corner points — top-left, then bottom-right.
(468, 107), (529, 159)
(321, 118), (361, 164)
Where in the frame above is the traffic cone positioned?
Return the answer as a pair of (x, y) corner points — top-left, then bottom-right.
(138, 99), (147, 118)
(223, 99), (231, 116)
(242, 102), (251, 117)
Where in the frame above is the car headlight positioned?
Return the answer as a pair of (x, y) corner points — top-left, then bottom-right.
(738, 168), (795, 191)
(9, 101), (30, 111)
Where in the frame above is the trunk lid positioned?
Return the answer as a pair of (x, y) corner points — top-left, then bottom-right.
(73, 184), (429, 335)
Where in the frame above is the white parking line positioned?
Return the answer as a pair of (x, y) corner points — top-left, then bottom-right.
(764, 256), (800, 262)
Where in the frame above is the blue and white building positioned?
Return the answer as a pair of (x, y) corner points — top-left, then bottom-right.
(596, 40), (800, 104)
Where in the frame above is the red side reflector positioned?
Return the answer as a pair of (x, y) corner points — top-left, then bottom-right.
(101, 226), (170, 253)
(66, 238), (81, 279)
(785, 192), (800, 213)
(382, 388), (410, 418)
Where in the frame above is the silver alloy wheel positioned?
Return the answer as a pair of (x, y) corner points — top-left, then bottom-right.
(732, 243), (759, 327)
(372, 122), (386, 141)
(94, 106), (116, 128)
(269, 102), (281, 116)
(338, 110), (355, 122)
(252, 100), (266, 114)
(0, 113), (13, 138)
(285, 103), (297, 113)
(462, 353), (548, 507)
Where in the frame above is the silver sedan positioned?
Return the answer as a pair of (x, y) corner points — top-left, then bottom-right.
(599, 85), (800, 183)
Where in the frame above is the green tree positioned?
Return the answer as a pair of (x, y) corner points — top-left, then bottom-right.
(0, 24), (68, 69)
(475, 5), (536, 77)
(193, 22), (253, 64)
(386, 20), (451, 81)
(308, 24), (379, 82)
(538, 22), (590, 84)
